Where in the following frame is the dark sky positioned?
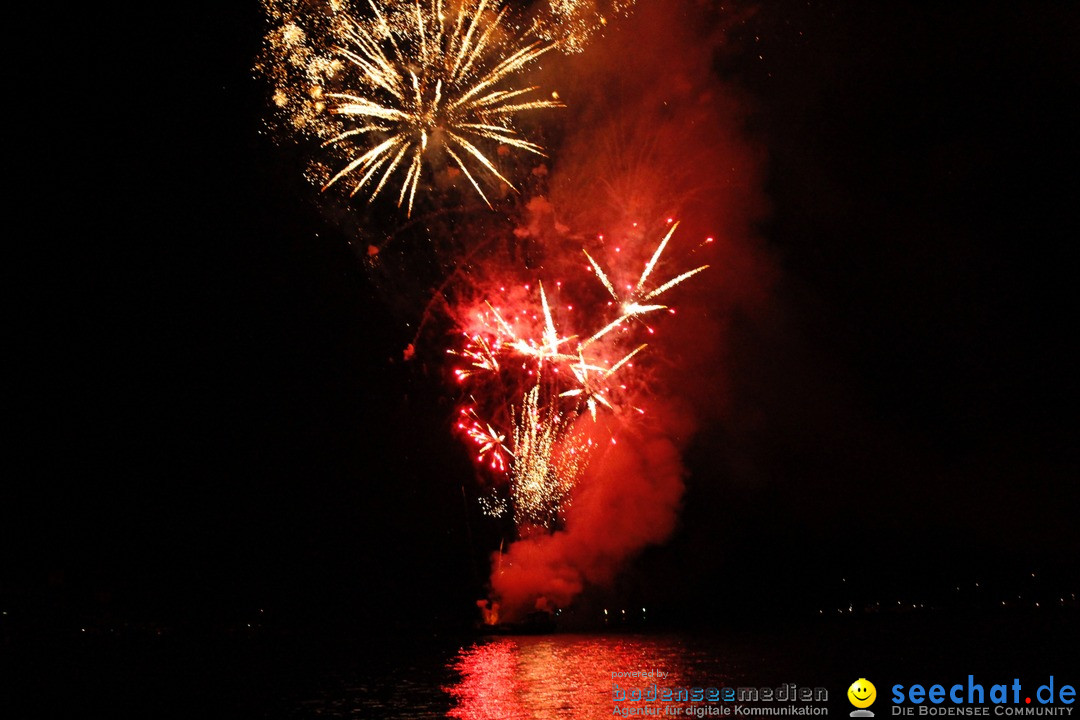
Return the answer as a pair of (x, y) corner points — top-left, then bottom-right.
(10, 1), (1079, 628)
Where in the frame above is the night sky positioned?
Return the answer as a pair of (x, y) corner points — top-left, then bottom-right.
(11, 1), (1079, 635)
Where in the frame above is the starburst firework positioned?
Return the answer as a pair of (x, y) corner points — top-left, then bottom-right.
(450, 223), (708, 529)
(318, 0), (561, 215)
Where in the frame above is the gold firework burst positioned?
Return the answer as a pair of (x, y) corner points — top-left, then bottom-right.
(510, 384), (592, 528)
(321, 0), (562, 215)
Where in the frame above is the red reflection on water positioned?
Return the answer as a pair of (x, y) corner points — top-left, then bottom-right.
(446, 639), (528, 720)
(446, 636), (697, 720)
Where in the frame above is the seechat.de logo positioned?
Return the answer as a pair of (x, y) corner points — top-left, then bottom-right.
(850, 679), (878, 718)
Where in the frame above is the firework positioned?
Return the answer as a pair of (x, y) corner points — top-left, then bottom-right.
(538, 0), (638, 54)
(258, 0), (561, 215)
(457, 406), (510, 472)
(256, 0), (346, 143)
(449, 223), (708, 529)
(508, 385), (594, 527)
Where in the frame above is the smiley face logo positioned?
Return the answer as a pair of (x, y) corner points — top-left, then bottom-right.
(848, 679), (877, 709)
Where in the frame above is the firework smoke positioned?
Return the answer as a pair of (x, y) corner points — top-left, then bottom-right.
(491, 398), (694, 614)
(480, 0), (772, 619)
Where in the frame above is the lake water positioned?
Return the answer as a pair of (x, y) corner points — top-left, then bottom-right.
(290, 634), (750, 719)
(278, 618), (1078, 718)
(15, 615), (1077, 718)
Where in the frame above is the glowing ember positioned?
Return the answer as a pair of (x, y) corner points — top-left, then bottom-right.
(539, 0), (638, 54)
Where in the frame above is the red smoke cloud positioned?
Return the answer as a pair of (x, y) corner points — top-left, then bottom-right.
(492, 399), (695, 613)
(487, 0), (773, 619)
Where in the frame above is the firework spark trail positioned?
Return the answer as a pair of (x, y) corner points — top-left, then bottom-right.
(508, 385), (593, 528)
(449, 224), (708, 529)
(457, 406), (510, 472)
(257, 0), (561, 216)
